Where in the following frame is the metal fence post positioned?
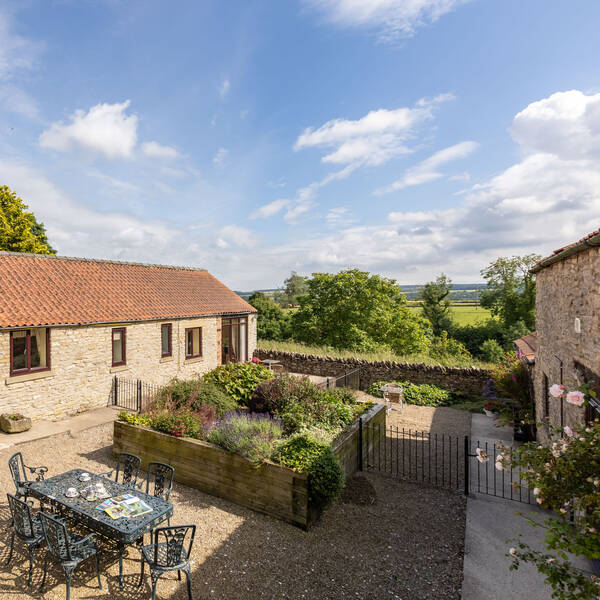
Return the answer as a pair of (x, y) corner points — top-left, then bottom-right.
(464, 436), (470, 496)
(113, 375), (119, 406)
(358, 417), (363, 471)
(136, 380), (142, 412)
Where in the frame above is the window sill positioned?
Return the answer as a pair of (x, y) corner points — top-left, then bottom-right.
(110, 365), (130, 373)
(184, 356), (203, 365)
(160, 356), (174, 363)
(6, 370), (55, 385)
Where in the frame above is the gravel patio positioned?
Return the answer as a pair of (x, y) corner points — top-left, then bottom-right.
(0, 408), (469, 599)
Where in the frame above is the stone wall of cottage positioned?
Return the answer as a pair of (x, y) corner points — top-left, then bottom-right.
(0, 313), (257, 421)
(534, 246), (600, 444)
(254, 349), (491, 396)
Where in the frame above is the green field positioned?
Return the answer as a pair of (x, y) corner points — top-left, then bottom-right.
(408, 304), (491, 326)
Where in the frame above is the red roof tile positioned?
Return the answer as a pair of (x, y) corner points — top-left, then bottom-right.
(0, 253), (256, 328)
(531, 227), (600, 272)
(513, 332), (537, 363)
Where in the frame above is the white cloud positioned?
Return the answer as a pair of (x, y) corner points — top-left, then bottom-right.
(0, 10), (40, 117)
(304, 0), (472, 41)
(141, 141), (179, 159)
(219, 78), (230, 99)
(374, 140), (478, 194)
(39, 100), (138, 159)
(251, 199), (290, 219)
(213, 147), (228, 168)
(295, 95), (452, 167)
(217, 225), (257, 249)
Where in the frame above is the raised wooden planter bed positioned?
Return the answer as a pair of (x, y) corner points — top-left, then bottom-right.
(113, 403), (385, 529)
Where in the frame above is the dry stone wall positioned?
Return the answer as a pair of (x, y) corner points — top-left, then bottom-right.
(254, 349), (490, 396)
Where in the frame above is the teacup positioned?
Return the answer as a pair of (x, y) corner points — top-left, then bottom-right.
(80, 472), (91, 481)
(65, 487), (77, 497)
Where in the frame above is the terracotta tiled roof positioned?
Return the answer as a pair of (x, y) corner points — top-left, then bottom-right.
(513, 332), (537, 364)
(531, 227), (600, 272)
(0, 252), (256, 328)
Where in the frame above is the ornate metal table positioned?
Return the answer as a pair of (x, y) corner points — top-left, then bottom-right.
(28, 468), (173, 589)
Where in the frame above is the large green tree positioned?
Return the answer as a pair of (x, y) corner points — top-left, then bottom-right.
(248, 292), (291, 341)
(0, 186), (56, 254)
(480, 254), (540, 330)
(291, 269), (430, 354)
(275, 271), (309, 308)
(419, 273), (452, 336)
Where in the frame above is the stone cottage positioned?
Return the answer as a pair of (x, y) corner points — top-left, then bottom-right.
(531, 227), (600, 443)
(0, 252), (257, 420)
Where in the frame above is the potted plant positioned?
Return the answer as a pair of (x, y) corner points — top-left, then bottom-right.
(483, 400), (500, 417)
(0, 413), (32, 434)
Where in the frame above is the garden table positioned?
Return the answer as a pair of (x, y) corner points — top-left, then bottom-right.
(28, 468), (173, 590)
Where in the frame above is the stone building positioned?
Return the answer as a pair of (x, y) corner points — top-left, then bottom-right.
(0, 252), (257, 421)
(531, 227), (600, 443)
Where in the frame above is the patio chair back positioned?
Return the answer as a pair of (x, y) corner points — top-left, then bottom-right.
(8, 452), (27, 489)
(7, 493), (36, 540)
(146, 462), (174, 501)
(153, 525), (196, 568)
(115, 452), (141, 485)
(39, 512), (72, 562)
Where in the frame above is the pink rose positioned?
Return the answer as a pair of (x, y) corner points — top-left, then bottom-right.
(566, 391), (585, 406)
(564, 425), (574, 437)
(549, 384), (564, 398)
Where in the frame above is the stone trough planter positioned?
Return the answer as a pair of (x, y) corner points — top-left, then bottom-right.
(113, 403), (386, 529)
(0, 413), (32, 434)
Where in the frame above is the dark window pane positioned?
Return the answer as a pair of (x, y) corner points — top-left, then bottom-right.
(12, 334), (27, 371)
(161, 325), (170, 355)
(113, 331), (123, 363)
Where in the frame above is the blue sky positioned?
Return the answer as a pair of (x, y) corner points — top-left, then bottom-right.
(1, 0), (600, 289)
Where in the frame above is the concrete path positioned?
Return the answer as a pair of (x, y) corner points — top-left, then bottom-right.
(0, 406), (118, 450)
(462, 414), (592, 600)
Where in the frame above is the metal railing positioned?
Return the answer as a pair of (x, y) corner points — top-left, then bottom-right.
(316, 367), (361, 390)
(111, 376), (161, 413)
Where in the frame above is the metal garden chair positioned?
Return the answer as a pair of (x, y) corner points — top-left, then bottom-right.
(143, 462), (175, 503)
(102, 452), (141, 487)
(8, 452), (48, 499)
(38, 512), (102, 600)
(6, 493), (46, 586)
(138, 524), (195, 600)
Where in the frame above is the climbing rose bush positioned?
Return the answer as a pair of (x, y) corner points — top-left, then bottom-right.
(498, 384), (600, 600)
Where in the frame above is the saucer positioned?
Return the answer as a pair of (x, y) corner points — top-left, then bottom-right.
(65, 489), (78, 498)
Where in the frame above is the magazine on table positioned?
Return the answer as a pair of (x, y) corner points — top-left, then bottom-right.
(95, 493), (153, 519)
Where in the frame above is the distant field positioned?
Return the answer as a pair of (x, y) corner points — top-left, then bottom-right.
(408, 304), (492, 326)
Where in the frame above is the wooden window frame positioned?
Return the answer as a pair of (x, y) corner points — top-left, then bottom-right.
(9, 328), (51, 376)
(185, 327), (202, 359)
(112, 327), (127, 367)
(161, 323), (173, 358)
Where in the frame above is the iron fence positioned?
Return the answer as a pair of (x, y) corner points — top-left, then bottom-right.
(361, 421), (535, 504)
(111, 376), (162, 413)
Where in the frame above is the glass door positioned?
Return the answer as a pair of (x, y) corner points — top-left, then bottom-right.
(221, 316), (248, 363)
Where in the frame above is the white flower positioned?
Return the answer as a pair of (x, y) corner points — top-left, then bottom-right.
(533, 487), (541, 496)
(563, 425), (574, 437)
(536, 497), (544, 504)
(476, 448), (489, 463)
(549, 384), (564, 398)
(495, 461), (504, 471)
(560, 508), (567, 514)
(509, 547), (518, 556)
(566, 391), (585, 406)
(546, 558), (555, 564)
(594, 479), (600, 487)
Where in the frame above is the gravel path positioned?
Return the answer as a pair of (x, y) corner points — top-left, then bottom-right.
(0, 420), (466, 599)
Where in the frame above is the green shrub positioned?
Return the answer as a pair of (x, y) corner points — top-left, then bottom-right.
(203, 362), (273, 406)
(429, 331), (472, 360)
(366, 379), (452, 407)
(152, 378), (237, 417)
(275, 433), (344, 508)
(118, 405), (215, 439)
(206, 412), (284, 464)
(118, 411), (152, 427)
(479, 339), (504, 363)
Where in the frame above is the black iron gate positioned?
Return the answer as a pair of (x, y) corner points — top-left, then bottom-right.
(111, 376), (161, 413)
(360, 421), (535, 504)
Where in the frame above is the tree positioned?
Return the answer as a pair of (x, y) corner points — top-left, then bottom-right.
(480, 254), (540, 330)
(0, 186), (56, 254)
(248, 292), (291, 341)
(419, 273), (453, 336)
(276, 271), (308, 308)
(291, 269), (430, 354)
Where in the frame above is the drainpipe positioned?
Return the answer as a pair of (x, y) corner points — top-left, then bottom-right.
(553, 355), (564, 428)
